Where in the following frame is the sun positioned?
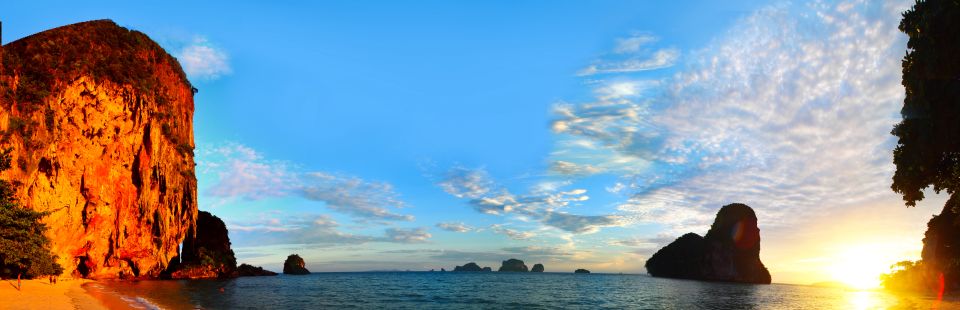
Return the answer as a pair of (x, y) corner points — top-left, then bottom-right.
(827, 247), (890, 290)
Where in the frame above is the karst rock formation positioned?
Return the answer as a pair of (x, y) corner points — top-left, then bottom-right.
(0, 20), (197, 279)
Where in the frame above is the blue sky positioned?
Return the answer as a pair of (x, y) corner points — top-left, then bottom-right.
(3, 0), (944, 285)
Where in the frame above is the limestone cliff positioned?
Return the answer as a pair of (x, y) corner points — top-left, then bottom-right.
(645, 203), (771, 284)
(0, 20), (197, 279)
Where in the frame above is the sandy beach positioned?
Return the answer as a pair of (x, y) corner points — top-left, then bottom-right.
(0, 278), (106, 310)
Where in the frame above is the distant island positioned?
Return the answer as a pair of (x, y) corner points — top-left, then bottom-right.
(645, 203), (771, 284)
(453, 262), (491, 272)
(498, 258), (529, 272)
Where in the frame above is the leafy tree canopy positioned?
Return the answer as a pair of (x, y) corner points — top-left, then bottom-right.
(0, 148), (63, 278)
(892, 0), (960, 206)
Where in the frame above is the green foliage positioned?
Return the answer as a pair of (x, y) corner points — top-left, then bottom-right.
(0, 148), (63, 278)
(3, 116), (36, 150)
(881, 260), (940, 293)
(891, 0), (960, 206)
(1, 20), (193, 114)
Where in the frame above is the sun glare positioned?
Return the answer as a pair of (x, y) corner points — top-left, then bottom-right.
(828, 247), (890, 290)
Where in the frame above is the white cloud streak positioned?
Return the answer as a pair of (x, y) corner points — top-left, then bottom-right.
(177, 37), (231, 80)
(491, 224), (535, 240)
(229, 215), (430, 246)
(436, 222), (475, 233)
(200, 142), (414, 222)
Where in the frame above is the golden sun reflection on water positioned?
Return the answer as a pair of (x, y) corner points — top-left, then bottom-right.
(838, 288), (954, 310)
(847, 291), (882, 310)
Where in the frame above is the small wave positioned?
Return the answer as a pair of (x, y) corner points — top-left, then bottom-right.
(85, 281), (166, 310)
(118, 295), (164, 310)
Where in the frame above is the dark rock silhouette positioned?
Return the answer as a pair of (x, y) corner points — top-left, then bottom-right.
(643, 233), (705, 279)
(574, 269), (590, 274)
(441, 268), (446, 272)
(453, 262), (483, 272)
(283, 254), (310, 275)
(166, 211), (237, 279)
(531, 264), (545, 272)
(645, 203), (771, 284)
(237, 264), (278, 277)
(481, 267), (492, 272)
(498, 258), (529, 272)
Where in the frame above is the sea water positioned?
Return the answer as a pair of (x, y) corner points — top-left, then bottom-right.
(83, 272), (956, 309)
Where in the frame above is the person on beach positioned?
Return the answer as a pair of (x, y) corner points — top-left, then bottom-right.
(17, 273), (21, 291)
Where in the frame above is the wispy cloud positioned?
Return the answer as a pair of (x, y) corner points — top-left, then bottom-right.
(384, 227), (432, 243)
(540, 211), (622, 234)
(578, 49), (679, 76)
(177, 36), (231, 80)
(491, 224), (535, 240)
(501, 246), (574, 258)
(437, 166), (493, 199)
(300, 172), (413, 222)
(200, 142), (414, 222)
(229, 215), (430, 246)
(434, 166), (622, 234)
(608, 237), (662, 248)
(613, 34), (657, 54)
(578, 34), (678, 76)
(436, 222), (474, 233)
(203, 143), (296, 199)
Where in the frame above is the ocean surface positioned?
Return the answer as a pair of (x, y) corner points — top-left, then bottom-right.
(83, 272), (957, 309)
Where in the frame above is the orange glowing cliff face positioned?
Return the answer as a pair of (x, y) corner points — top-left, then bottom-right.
(0, 20), (197, 279)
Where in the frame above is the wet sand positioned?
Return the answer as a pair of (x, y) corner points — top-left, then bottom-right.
(0, 278), (106, 309)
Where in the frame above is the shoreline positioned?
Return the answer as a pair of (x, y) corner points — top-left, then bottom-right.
(0, 278), (106, 310)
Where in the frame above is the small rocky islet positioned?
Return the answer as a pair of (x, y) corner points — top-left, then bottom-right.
(283, 254), (311, 275)
(531, 264), (545, 272)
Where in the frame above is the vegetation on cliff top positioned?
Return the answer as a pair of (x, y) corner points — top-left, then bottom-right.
(1, 19), (192, 111)
(1, 19), (195, 155)
(0, 148), (63, 278)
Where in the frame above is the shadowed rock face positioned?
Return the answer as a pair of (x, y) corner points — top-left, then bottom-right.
(166, 211), (236, 279)
(453, 262), (483, 272)
(481, 267), (492, 272)
(0, 20), (196, 279)
(531, 264), (545, 272)
(645, 203), (771, 284)
(283, 254), (310, 275)
(498, 258), (529, 272)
